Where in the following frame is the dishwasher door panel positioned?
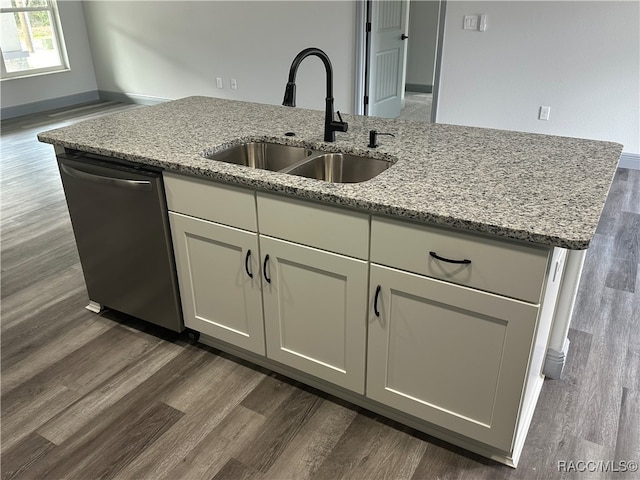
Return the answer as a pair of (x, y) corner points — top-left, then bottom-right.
(58, 157), (183, 332)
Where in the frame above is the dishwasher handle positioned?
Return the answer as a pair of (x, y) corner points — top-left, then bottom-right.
(60, 163), (153, 191)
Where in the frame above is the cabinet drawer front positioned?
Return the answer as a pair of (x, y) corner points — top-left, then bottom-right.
(367, 264), (539, 451)
(371, 217), (549, 303)
(164, 172), (256, 230)
(257, 193), (369, 259)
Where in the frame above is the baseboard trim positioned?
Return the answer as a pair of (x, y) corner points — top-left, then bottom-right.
(405, 83), (432, 94)
(618, 152), (640, 170)
(543, 338), (570, 379)
(1, 90), (100, 119)
(98, 90), (171, 106)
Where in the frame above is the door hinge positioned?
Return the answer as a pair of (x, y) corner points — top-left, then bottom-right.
(364, 96), (369, 106)
(366, 22), (371, 33)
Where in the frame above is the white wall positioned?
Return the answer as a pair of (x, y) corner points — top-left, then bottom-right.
(436, 1), (640, 155)
(406, 0), (440, 89)
(82, 1), (357, 113)
(1, 1), (98, 113)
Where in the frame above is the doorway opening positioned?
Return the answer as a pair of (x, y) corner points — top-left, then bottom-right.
(355, 0), (445, 123)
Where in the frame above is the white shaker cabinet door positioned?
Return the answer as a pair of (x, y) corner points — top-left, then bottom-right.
(169, 212), (265, 355)
(260, 235), (368, 394)
(367, 264), (540, 451)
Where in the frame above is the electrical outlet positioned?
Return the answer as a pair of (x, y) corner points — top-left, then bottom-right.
(216, 77), (223, 89)
(479, 14), (487, 31)
(231, 78), (238, 90)
(539, 106), (551, 121)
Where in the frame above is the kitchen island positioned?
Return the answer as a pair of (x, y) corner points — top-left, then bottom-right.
(38, 96), (623, 467)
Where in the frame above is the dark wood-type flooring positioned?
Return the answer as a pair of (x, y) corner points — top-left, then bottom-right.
(1, 102), (639, 479)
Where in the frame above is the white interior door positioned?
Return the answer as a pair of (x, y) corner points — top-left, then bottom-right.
(368, 0), (408, 118)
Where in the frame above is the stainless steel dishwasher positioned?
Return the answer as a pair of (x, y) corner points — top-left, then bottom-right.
(57, 151), (184, 332)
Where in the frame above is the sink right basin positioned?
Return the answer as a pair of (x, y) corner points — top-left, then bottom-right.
(285, 153), (392, 183)
(205, 142), (313, 171)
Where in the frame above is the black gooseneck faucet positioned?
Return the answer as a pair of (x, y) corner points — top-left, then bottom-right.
(282, 47), (348, 142)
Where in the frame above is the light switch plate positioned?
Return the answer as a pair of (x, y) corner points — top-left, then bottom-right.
(463, 15), (478, 30)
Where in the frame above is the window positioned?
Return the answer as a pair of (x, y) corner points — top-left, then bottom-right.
(0, 0), (68, 79)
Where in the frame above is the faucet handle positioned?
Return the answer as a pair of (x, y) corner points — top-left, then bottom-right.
(331, 111), (348, 132)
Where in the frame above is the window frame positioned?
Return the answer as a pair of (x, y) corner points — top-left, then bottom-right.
(0, 0), (69, 80)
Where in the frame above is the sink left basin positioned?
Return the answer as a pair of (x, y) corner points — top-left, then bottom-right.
(205, 142), (313, 171)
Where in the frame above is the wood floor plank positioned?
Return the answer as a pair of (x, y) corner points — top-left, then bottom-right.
(11, 346), (212, 480)
(311, 413), (427, 480)
(572, 288), (634, 449)
(510, 328), (594, 478)
(240, 373), (301, 416)
(600, 168), (629, 219)
(0, 242), (81, 299)
(62, 401), (184, 480)
(0, 432), (55, 480)
(113, 359), (263, 480)
(605, 211), (640, 293)
(159, 405), (266, 480)
(1, 286), (89, 370)
(0, 263), (86, 332)
(570, 234), (612, 334)
(1, 313), (115, 393)
(605, 259), (638, 293)
(622, 342), (640, 392)
(212, 458), (264, 480)
(235, 387), (324, 473)
(564, 438), (613, 480)
(161, 354), (238, 412)
(262, 398), (358, 480)
(37, 340), (183, 445)
(411, 442), (501, 480)
(0, 382), (81, 454)
(614, 388), (640, 470)
(1, 221), (76, 272)
(2, 321), (165, 421)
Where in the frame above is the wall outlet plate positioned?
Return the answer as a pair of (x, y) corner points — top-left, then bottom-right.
(539, 106), (551, 121)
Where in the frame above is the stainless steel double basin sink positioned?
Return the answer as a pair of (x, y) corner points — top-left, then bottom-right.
(204, 141), (392, 183)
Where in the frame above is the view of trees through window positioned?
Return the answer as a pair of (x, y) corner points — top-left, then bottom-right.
(0, 0), (67, 78)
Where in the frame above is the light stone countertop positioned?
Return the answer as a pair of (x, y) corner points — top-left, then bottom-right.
(38, 96), (623, 249)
